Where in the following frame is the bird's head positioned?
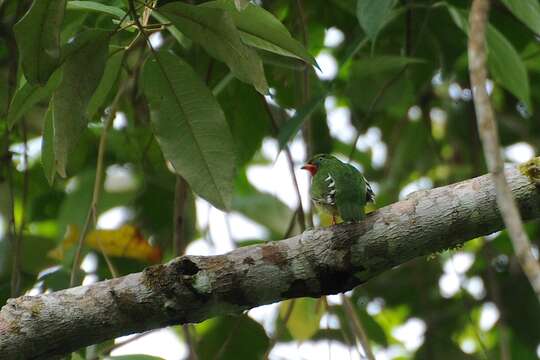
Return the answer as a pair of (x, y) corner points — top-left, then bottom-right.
(301, 154), (337, 176)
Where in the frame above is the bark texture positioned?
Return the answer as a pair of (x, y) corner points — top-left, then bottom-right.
(1, 161), (540, 359)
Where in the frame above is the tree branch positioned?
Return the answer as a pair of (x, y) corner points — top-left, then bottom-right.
(1, 161), (540, 358)
(468, 0), (540, 302)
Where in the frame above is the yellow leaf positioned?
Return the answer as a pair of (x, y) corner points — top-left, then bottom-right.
(48, 224), (162, 263)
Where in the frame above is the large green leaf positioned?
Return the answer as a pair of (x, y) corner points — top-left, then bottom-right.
(51, 30), (110, 177)
(202, 0), (316, 66)
(7, 69), (62, 129)
(86, 50), (125, 120)
(218, 80), (269, 166)
(280, 298), (324, 341)
(499, 0), (540, 35)
(141, 51), (236, 210)
(14, 0), (66, 85)
(195, 315), (269, 360)
(157, 2), (268, 94)
(448, 6), (532, 110)
(356, 0), (397, 42)
(66, 1), (126, 19)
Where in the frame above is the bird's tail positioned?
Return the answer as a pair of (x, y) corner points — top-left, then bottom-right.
(338, 202), (364, 222)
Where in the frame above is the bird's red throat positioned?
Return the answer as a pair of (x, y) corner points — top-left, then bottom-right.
(301, 163), (318, 176)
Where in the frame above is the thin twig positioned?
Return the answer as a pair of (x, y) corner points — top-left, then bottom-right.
(340, 294), (375, 360)
(260, 95), (306, 231)
(69, 88), (125, 287)
(468, 0), (540, 302)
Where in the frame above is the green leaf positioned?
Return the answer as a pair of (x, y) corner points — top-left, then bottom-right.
(448, 6), (532, 110)
(14, 0), (66, 85)
(141, 51), (236, 211)
(202, 0), (316, 67)
(499, 0), (540, 35)
(277, 93), (325, 151)
(218, 79), (269, 166)
(157, 2), (268, 94)
(51, 30), (110, 177)
(280, 298), (324, 341)
(195, 315), (269, 360)
(356, 0), (397, 42)
(66, 1), (126, 19)
(41, 104), (56, 185)
(86, 50), (124, 120)
(7, 69), (62, 129)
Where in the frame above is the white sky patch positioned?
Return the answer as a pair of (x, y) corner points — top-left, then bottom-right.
(325, 96), (337, 111)
(326, 293), (343, 305)
(429, 107), (447, 125)
(327, 106), (354, 143)
(82, 274), (98, 286)
(465, 276), (486, 300)
(113, 111), (128, 130)
(537, 344), (540, 358)
(448, 83), (462, 100)
(104, 164), (138, 193)
(9, 137), (42, 171)
(485, 231), (501, 241)
(366, 297), (385, 315)
(320, 313), (341, 329)
(431, 70), (443, 86)
(392, 318), (426, 351)
(479, 302), (500, 331)
(112, 328), (186, 360)
(315, 52), (338, 80)
(81, 252), (98, 273)
(375, 345), (408, 360)
(461, 88), (472, 101)
(355, 127), (387, 169)
(185, 238), (213, 256)
(504, 142), (535, 163)
(460, 338), (476, 354)
(148, 32), (164, 49)
(324, 27), (344, 48)
(97, 206), (134, 229)
(408, 105), (422, 122)
(444, 252), (475, 274)
(399, 177), (433, 200)
(228, 212), (269, 241)
(248, 303), (279, 335)
(439, 271), (460, 298)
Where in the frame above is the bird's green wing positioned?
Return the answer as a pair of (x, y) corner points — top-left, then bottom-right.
(334, 164), (367, 222)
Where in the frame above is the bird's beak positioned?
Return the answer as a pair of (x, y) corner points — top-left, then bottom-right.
(301, 163), (317, 175)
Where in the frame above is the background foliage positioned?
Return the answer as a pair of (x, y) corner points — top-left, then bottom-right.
(1, 0), (540, 358)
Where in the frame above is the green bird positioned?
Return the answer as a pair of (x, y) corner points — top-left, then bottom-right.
(302, 154), (374, 224)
